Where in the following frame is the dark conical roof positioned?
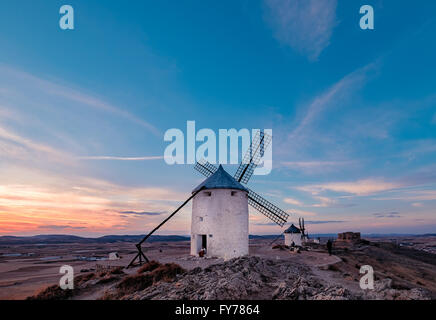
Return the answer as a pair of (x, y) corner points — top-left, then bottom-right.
(192, 165), (248, 193)
(284, 224), (301, 234)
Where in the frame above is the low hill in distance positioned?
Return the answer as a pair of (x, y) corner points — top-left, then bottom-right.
(0, 234), (189, 245)
(1, 233), (435, 245)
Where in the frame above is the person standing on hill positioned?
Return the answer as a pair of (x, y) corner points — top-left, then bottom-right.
(327, 239), (333, 256)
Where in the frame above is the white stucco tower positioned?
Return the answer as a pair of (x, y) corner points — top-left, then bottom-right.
(284, 224), (302, 247)
(190, 165), (249, 260)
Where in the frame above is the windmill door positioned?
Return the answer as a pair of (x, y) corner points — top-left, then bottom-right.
(195, 234), (208, 255)
(202, 235), (207, 251)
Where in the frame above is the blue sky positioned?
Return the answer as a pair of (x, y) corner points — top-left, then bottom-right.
(0, 0), (435, 236)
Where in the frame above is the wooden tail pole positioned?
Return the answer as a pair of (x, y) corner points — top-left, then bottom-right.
(127, 189), (202, 268)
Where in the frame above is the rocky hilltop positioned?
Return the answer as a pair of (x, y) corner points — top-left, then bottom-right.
(123, 256), (431, 300)
(29, 255), (432, 300)
(125, 256), (357, 300)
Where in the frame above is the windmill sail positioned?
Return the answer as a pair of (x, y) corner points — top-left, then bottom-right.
(246, 188), (288, 227)
(233, 131), (272, 184)
(194, 158), (218, 177)
(194, 159), (289, 227)
(300, 217), (308, 239)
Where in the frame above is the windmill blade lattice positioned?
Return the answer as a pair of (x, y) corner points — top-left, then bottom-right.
(234, 131), (272, 184)
(247, 188), (289, 227)
(194, 159), (289, 227)
(194, 159), (218, 177)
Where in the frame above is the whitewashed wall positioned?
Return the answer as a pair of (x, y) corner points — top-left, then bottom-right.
(284, 233), (302, 246)
(191, 188), (249, 260)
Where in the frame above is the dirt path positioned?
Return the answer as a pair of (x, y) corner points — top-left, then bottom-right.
(249, 239), (341, 267)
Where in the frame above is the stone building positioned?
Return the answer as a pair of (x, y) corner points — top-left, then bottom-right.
(337, 232), (361, 242)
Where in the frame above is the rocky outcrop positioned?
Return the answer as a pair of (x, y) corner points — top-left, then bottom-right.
(121, 256), (363, 300)
(363, 278), (431, 300)
(118, 256), (432, 300)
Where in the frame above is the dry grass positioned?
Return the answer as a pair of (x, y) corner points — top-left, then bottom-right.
(98, 266), (125, 276)
(138, 260), (160, 273)
(27, 266), (126, 300)
(27, 285), (74, 300)
(105, 262), (186, 299)
(151, 263), (185, 282)
(117, 273), (154, 294)
(75, 273), (96, 286)
(108, 266), (125, 275)
(97, 274), (121, 285)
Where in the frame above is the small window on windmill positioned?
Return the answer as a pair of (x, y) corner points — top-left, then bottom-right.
(231, 191), (237, 196)
(204, 191), (211, 197)
(209, 234), (213, 238)
(199, 217), (203, 222)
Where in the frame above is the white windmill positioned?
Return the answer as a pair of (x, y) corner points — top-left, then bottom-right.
(190, 165), (249, 260)
(127, 132), (290, 266)
(284, 224), (302, 247)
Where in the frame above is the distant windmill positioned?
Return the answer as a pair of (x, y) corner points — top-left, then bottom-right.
(127, 131), (290, 267)
(299, 217), (309, 242)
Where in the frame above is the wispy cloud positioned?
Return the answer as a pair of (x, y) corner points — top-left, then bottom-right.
(311, 196), (337, 208)
(0, 125), (74, 164)
(280, 160), (356, 174)
(412, 202), (424, 207)
(297, 178), (401, 196)
(273, 62), (378, 166)
(264, 0), (338, 60)
(304, 220), (346, 224)
(0, 65), (164, 172)
(288, 64), (374, 142)
(287, 208), (317, 217)
(38, 225), (87, 230)
(283, 197), (303, 206)
(78, 156), (163, 161)
(373, 212), (402, 219)
(373, 190), (436, 201)
(0, 65), (160, 136)
(284, 193), (354, 208)
(282, 161), (351, 169)
(119, 210), (166, 216)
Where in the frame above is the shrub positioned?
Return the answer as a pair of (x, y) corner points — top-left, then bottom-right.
(328, 264), (340, 272)
(97, 275), (121, 284)
(138, 260), (161, 274)
(116, 273), (154, 296)
(151, 263), (185, 283)
(27, 285), (74, 300)
(113, 262), (186, 298)
(75, 273), (96, 286)
(108, 266), (125, 275)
